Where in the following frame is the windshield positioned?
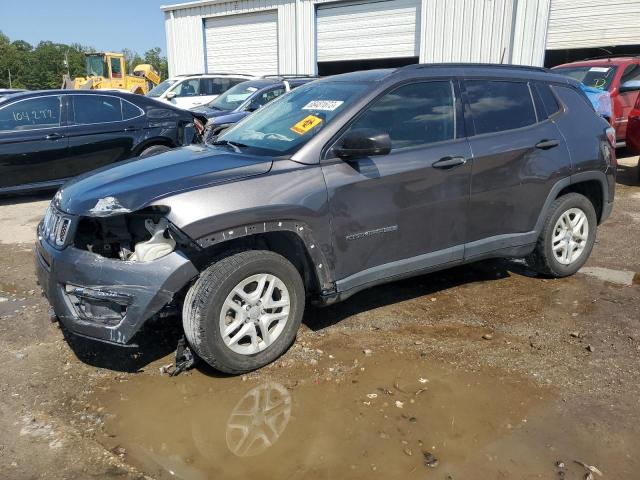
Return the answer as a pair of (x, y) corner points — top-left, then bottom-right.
(147, 79), (178, 98)
(85, 55), (105, 77)
(218, 81), (368, 155)
(553, 65), (618, 90)
(209, 83), (260, 111)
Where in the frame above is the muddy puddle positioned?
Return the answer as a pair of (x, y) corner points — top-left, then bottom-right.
(88, 352), (636, 480)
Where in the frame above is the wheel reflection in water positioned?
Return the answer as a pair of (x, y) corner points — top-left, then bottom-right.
(226, 382), (292, 457)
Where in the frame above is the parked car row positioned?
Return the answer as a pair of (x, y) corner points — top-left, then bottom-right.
(0, 90), (207, 193)
(34, 64), (616, 374)
(552, 55), (640, 147)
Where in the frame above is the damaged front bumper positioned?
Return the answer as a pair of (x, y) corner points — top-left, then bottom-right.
(35, 225), (198, 346)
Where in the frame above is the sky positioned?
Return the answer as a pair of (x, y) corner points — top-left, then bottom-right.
(0, 0), (170, 55)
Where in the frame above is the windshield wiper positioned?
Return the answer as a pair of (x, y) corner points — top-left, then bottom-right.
(211, 139), (248, 153)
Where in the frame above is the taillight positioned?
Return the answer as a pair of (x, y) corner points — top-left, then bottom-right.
(604, 126), (617, 169)
(605, 127), (616, 148)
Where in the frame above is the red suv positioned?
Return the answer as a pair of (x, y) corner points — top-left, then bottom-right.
(553, 57), (640, 146)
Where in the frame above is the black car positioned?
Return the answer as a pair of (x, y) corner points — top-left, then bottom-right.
(0, 90), (206, 194)
(191, 76), (315, 139)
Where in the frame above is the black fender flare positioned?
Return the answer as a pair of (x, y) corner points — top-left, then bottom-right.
(194, 220), (334, 292)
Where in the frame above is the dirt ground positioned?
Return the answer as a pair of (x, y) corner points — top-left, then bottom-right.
(0, 156), (638, 480)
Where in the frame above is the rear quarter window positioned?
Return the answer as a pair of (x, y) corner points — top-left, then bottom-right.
(0, 96), (61, 132)
(465, 80), (536, 135)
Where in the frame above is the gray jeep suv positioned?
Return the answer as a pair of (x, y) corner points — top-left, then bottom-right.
(35, 64), (616, 373)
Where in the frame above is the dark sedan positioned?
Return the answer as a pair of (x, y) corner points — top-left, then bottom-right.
(0, 90), (206, 194)
(191, 76), (314, 139)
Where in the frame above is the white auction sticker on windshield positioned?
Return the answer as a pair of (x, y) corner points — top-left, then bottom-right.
(589, 67), (610, 73)
(302, 100), (344, 111)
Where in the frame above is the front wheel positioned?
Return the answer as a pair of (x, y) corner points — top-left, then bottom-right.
(526, 192), (597, 277)
(182, 250), (305, 374)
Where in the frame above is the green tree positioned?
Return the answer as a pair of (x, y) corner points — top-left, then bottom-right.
(0, 30), (168, 89)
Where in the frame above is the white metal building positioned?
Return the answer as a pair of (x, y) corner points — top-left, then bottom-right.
(161, 0), (640, 77)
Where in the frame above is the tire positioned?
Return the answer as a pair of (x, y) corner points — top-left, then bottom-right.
(526, 192), (597, 277)
(182, 250), (305, 374)
(139, 144), (171, 158)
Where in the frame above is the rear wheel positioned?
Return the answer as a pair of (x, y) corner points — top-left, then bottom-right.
(139, 144), (171, 158)
(182, 250), (305, 374)
(526, 192), (597, 277)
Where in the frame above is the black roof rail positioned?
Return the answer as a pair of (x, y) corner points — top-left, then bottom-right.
(261, 74), (319, 79)
(399, 63), (550, 73)
(175, 72), (255, 77)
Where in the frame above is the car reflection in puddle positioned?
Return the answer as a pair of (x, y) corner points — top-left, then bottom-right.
(225, 382), (292, 458)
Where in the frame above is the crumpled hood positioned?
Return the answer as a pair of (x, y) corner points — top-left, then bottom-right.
(190, 105), (229, 117)
(55, 144), (273, 216)
(191, 106), (247, 125)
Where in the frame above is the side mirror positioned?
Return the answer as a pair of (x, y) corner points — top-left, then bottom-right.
(334, 128), (391, 159)
(619, 80), (640, 93)
(165, 91), (177, 100)
(245, 100), (261, 112)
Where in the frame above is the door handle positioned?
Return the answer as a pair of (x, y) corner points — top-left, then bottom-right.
(124, 126), (138, 132)
(432, 156), (467, 169)
(535, 139), (560, 150)
(44, 133), (63, 140)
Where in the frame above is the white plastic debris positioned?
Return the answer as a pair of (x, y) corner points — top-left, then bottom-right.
(129, 218), (176, 262)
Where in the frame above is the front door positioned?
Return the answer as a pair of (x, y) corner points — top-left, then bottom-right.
(0, 95), (68, 190)
(322, 80), (472, 289)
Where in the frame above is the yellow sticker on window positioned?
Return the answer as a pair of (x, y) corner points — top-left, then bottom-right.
(290, 115), (322, 135)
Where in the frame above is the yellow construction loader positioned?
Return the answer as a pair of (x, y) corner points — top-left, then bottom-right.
(62, 52), (160, 94)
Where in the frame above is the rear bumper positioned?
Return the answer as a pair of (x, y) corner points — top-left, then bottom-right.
(35, 228), (198, 346)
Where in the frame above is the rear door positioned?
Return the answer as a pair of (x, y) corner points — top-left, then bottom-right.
(0, 94), (68, 190)
(322, 79), (471, 287)
(462, 78), (571, 259)
(63, 94), (142, 178)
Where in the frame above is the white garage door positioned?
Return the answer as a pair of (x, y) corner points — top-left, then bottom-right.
(204, 11), (279, 76)
(316, 0), (420, 62)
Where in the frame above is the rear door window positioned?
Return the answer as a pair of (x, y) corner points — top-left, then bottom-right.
(465, 80), (536, 135)
(0, 96), (62, 131)
(200, 78), (228, 96)
(346, 81), (456, 149)
(73, 95), (123, 124)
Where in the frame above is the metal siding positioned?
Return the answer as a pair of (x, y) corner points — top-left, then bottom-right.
(205, 11), (279, 75)
(163, 0), (550, 76)
(316, 0), (421, 62)
(547, 0), (640, 50)
(511, 0), (550, 66)
(421, 0), (515, 63)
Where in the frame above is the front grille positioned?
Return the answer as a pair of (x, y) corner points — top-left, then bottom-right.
(42, 207), (72, 247)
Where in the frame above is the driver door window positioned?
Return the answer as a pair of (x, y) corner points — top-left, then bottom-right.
(174, 79), (200, 97)
(256, 87), (286, 108)
(343, 81), (456, 150)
